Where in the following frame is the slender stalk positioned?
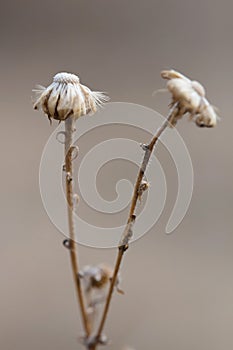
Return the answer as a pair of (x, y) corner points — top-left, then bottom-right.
(94, 105), (178, 345)
(88, 346), (97, 350)
(64, 117), (91, 337)
(95, 247), (125, 346)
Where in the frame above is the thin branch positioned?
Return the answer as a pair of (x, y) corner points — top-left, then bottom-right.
(94, 104), (178, 345)
(64, 117), (91, 337)
(88, 346), (97, 350)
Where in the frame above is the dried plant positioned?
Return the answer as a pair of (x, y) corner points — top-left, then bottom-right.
(33, 72), (108, 342)
(33, 69), (218, 350)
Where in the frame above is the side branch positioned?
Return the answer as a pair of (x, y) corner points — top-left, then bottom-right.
(94, 104), (178, 345)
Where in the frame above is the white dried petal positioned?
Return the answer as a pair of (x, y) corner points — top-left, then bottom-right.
(161, 69), (190, 82)
(33, 72), (109, 121)
(47, 84), (60, 117)
(191, 80), (206, 97)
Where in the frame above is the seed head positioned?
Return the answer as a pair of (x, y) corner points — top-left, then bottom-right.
(33, 72), (108, 122)
(161, 69), (218, 127)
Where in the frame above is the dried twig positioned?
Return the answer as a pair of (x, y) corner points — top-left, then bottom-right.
(64, 117), (92, 337)
(93, 104), (179, 347)
(33, 72), (108, 345)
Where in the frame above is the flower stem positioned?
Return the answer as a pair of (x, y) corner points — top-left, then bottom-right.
(64, 117), (91, 337)
(95, 247), (125, 344)
(94, 104), (178, 345)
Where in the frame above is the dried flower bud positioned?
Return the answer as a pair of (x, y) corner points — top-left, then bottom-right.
(33, 72), (108, 122)
(161, 69), (218, 127)
(79, 264), (123, 310)
(79, 263), (121, 292)
(90, 264), (111, 290)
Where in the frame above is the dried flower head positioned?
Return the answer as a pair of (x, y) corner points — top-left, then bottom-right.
(33, 72), (108, 123)
(161, 69), (218, 127)
(79, 264), (112, 292)
(79, 263), (122, 292)
(79, 263), (123, 319)
(79, 263), (123, 306)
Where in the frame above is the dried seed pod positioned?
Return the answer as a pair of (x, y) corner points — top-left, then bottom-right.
(33, 72), (108, 122)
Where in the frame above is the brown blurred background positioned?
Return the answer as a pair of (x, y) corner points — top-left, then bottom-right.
(1, 0), (233, 349)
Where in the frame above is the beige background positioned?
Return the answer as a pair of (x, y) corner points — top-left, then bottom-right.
(1, 1), (233, 349)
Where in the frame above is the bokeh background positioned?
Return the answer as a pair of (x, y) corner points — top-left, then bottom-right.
(1, 1), (233, 349)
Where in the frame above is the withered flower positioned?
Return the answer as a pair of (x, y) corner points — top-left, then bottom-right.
(33, 72), (108, 123)
(79, 264), (112, 292)
(79, 264), (122, 292)
(79, 263), (123, 309)
(161, 69), (218, 127)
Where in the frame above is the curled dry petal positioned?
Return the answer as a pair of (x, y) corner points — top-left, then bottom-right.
(191, 80), (206, 97)
(33, 72), (109, 122)
(161, 69), (189, 81)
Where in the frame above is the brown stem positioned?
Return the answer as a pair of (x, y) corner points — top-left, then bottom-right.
(88, 346), (97, 350)
(95, 247), (125, 343)
(94, 104), (178, 345)
(64, 117), (91, 337)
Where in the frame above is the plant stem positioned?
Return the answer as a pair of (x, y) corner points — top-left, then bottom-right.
(64, 117), (91, 337)
(95, 247), (125, 344)
(94, 104), (178, 345)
